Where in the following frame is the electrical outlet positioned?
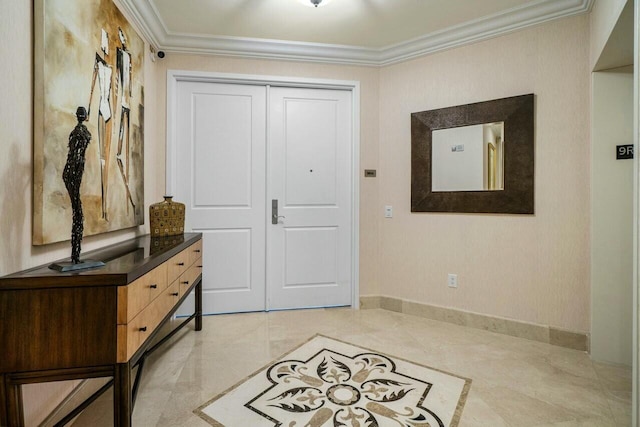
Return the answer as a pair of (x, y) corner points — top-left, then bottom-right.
(447, 274), (458, 288)
(384, 205), (393, 218)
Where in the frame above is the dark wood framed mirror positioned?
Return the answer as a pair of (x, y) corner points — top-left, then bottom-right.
(411, 94), (534, 214)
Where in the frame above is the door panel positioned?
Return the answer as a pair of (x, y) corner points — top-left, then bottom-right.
(207, 229), (251, 291)
(268, 87), (352, 310)
(193, 93), (253, 207)
(284, 227), (338, 286)
(284, 99), (338, 206)
(175, 82), (266, 314)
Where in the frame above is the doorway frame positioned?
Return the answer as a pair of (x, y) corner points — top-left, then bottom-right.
(166, 70), (361, 309)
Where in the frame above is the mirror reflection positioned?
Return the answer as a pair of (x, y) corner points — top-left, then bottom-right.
(432, 122), (504, 192)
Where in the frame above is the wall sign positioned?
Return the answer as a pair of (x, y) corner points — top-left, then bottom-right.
(617, 145), (634, 160)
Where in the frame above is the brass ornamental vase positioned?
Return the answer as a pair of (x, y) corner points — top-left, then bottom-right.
(149, 196), (185, 237)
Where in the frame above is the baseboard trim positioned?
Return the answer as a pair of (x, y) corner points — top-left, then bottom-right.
(359, 295), (589, 352)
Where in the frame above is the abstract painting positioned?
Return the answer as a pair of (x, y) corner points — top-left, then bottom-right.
(33, 0), (145, 245)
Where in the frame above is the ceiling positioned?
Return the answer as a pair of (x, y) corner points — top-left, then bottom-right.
(119, 0), (594, 66)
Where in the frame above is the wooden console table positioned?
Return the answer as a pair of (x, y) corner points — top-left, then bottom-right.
(0, 233), (203, 427)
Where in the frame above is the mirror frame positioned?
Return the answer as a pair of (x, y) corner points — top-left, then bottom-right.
(411, 94), (534, 214)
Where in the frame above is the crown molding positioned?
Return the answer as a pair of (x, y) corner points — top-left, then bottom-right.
(115, 0), (163, 52)
(119, 0), (594, 67)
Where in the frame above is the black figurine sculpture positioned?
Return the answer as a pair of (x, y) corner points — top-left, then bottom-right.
(64, 106), (91, 263)
(49, 107), (105, 272)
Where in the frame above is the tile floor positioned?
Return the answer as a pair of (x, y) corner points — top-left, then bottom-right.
(69, 308), (632, 427)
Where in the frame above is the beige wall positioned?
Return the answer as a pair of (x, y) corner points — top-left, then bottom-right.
(591, 67), (633, 365)
(377, 15), (591, 333)
(153, 55), (382, 296)
(0, 2), (162, 425)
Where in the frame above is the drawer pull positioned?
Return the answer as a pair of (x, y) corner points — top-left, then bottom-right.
(139, 327), (147, 332)
(181, 281), (189, 285)
(150, 284), (158, 289)
(194, 249), (201, 253)
(178, 262), (185, 266)
(197, 265), (203, 268)
(171, 292), (179, 297)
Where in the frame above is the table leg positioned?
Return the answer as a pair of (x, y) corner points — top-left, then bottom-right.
(113, 363), (132, 427)
(195, 278), (203, 331)
(1, 374), (24, 427)
(0, 374), (7, 427)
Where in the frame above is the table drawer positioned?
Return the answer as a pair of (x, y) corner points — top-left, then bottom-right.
(117, 263), (167, 324)
(188, 240), (203, 267)
(117, 280), (182, 362)
(179, 260), (202, 296)
(167, 247), (190, 286)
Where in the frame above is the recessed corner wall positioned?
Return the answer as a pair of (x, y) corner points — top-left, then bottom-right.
(591, 67), (633, 365)
(590, 0), (630, 70)
(377, 14), (591, 334)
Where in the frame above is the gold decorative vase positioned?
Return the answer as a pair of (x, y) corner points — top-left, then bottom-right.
(149, 196), (185, 237)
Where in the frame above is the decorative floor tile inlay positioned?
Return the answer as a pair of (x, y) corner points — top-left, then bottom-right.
(196, 335), (471, 427)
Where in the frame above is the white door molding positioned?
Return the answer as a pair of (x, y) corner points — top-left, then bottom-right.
(166, 70), (361, 309)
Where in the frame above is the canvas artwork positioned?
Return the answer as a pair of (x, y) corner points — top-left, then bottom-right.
(33, 0), (145, 245)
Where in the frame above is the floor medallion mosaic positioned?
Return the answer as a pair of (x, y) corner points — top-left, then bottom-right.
(196, 335), (471, 427)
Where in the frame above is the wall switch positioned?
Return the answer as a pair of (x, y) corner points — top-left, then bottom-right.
(384, 205), (393, 218)
(447, 274), (458, 288)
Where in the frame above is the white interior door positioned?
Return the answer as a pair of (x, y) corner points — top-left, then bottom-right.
(172, 78), (354, 314)
(174, 81), (266, 314)
(267, 87), (352, 310)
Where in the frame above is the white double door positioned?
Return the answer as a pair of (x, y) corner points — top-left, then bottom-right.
(174, 81), (353, 314)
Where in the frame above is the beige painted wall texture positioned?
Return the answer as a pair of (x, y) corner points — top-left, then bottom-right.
(153, 55), (382, 296)
(0, 2), (161, 425)
(377, 15), (591, 333)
